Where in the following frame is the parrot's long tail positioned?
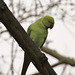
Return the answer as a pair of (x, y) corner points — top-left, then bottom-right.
(21, 53), (31, 75)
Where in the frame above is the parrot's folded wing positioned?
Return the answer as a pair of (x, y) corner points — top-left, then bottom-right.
(27, 25), (31, 36)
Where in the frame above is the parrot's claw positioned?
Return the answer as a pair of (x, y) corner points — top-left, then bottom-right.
(39, 53), (48, 65)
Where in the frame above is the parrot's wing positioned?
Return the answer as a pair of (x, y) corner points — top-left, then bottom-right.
(27, 25), (32, 36)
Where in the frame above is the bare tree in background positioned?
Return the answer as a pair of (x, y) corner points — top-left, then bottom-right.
(0, 0), (75, 75)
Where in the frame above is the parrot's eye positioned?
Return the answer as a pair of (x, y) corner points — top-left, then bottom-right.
(48, 20), (52, 24)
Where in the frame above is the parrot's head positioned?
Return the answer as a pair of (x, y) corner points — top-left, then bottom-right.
(42, 16), (54, 29)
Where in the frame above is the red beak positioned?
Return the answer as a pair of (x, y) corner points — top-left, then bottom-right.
(50, 24), (54, 29)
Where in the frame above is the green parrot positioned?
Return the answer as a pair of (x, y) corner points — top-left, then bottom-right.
(27, 16), (54, 48)
(21, 16), (54, 75)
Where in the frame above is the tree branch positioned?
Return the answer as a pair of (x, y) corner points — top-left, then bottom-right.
(41, 47), (75, 66)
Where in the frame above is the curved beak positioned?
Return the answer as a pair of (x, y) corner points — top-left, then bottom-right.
(50, 24), (54, 29)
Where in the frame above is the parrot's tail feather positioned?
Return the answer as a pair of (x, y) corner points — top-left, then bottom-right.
(21, 53), (31, 75)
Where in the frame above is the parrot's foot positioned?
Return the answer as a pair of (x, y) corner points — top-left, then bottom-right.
(39, 53), (48, 65)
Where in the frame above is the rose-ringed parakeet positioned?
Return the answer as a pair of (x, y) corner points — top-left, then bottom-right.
(21, 16), (54, 75)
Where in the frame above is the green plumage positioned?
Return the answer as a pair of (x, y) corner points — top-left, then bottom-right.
(27, 16), (54, 48)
